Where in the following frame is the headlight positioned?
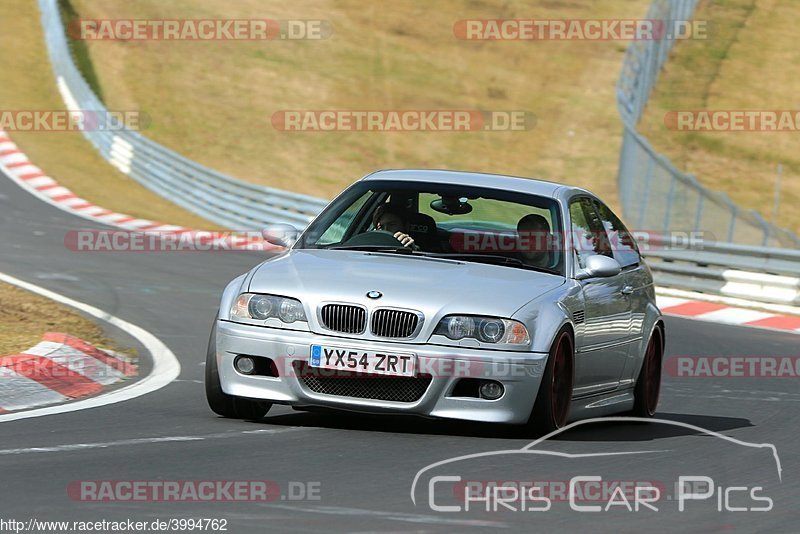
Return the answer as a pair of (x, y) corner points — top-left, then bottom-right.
(477, 318), (505, 343)
(434, 315), (530, 346)
(231, 293), (307, 323)
(279, 298), (305, 323)
(444, 316), (475, 340)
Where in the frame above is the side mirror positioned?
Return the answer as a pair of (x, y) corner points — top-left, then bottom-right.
(261, 223), (299, 248)
(575, 254), (621, 280)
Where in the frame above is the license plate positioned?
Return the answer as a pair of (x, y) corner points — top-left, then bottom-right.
(309, 344), (416, 377)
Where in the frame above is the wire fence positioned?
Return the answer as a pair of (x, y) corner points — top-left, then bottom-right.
(616, 0), (800, 248)
(38, 0), (328, 230)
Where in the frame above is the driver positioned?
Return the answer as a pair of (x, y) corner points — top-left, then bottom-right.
(517, 214), (552, 268)
(372, 204), (416, 249)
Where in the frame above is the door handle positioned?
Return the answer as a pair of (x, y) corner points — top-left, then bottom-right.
(621, 285), (634, 295)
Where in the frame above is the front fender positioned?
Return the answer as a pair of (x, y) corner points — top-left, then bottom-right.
(513, 285), (579, 353)
(218, 274), (248, 321)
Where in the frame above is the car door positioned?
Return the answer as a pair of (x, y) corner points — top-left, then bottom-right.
(569, 197), (632, 397)
(592, 199), (649, 388)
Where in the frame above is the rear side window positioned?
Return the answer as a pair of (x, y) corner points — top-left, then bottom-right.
(593, 200), (640, 268)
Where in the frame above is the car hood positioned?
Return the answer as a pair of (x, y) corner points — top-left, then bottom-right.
(248, 249), (564, 317)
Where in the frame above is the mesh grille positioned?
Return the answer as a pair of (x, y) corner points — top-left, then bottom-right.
(293, 361), (432, 403)
(371, 309), (419, 338)
(320, 304), (366, 334)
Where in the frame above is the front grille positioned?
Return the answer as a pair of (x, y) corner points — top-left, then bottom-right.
(293, 361), (432, 403)
(371, 309), (419, 338)
(320, 304), (366, 334)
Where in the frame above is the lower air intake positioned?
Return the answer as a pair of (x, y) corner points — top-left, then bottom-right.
(292, 361), (432, 403)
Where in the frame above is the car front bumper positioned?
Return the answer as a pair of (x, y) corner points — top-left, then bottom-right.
(215, 320), (548, 425)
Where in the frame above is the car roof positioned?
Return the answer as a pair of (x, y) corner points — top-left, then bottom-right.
(360, 169), (593, 200)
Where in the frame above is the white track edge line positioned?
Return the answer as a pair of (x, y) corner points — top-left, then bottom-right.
(0, 272), (181, 422)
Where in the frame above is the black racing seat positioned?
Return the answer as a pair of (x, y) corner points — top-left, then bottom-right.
(407, 213), (440, 252)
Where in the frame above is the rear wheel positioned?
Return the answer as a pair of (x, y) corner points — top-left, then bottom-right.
(527, 328), (574, 436)
(631, 326), (663, 417)
(205, 321), (272, 419)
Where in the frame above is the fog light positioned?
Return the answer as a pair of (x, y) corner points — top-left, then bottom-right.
(235, 356), (256, 375)
(479, 381), (504, 400)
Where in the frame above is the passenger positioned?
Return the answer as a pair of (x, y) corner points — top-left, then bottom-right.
(372, 204), (416, 249)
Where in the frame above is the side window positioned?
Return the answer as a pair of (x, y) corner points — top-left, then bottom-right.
(593, 200), (640, 268)
(315, 191), (372, 245)
(569, 198), (613, 269)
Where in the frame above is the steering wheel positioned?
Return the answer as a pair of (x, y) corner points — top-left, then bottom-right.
(338, 230), (403, 248)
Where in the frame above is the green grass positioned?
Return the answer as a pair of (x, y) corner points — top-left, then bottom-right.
(58, 0), (105, 101)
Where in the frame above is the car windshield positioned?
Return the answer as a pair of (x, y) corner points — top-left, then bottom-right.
(298, 180), (565, 275)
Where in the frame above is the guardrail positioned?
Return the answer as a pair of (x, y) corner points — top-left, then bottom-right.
(38, 0), (329, 229)
(641, 237), (800, 306)
(616, 0), (800, 248)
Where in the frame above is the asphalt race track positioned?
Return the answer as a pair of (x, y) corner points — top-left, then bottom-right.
(1, 172), (798, 533)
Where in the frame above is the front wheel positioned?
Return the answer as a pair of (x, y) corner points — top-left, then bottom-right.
(205, 321), (272, 420)
(631, 326), (663, 417)
(527, 328), (574, 437)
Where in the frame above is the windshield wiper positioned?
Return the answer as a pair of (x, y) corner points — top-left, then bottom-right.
(428, 253), (560, 274)
(327, 245), (415, 254)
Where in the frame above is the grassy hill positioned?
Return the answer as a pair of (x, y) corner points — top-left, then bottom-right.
(65, 0), (652, 210)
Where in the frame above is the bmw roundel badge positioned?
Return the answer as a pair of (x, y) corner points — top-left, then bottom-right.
(366, 291), (382, 299)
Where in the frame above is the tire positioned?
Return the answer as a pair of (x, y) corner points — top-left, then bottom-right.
(205, 320), (272, 420)
(631, 326), (663, 418)
(527, 328), (574, 437)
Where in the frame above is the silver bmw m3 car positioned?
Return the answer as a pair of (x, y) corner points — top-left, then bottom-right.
(206, 169), (664, 435)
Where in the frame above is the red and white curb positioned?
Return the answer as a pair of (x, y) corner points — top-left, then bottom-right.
(0, 333), (137, 413)
(0, 130), (189, 233)
(0, 272), (179, 423)
(0, 130), (277, 251)
(657, 294), (800, 334)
